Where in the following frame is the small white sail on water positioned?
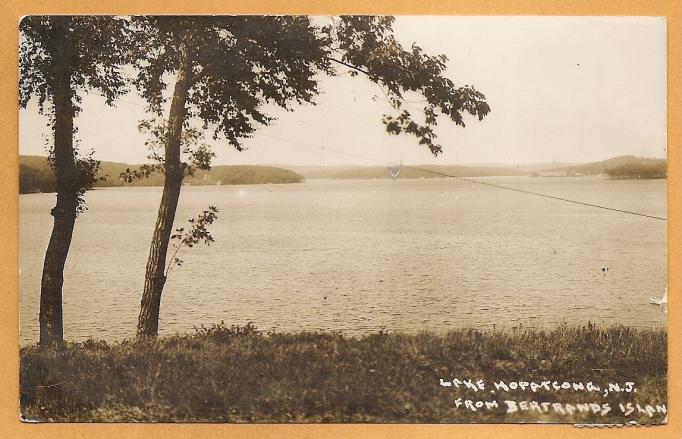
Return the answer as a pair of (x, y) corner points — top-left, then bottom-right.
(650, 286), (668, 313)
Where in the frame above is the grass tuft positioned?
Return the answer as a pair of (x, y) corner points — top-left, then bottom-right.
(20, 323), (667, 423)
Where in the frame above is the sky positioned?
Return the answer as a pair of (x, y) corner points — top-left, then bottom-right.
(18, 16), (667, 167)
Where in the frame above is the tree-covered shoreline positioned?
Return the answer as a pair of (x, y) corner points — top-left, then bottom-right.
(537, 155), (667, 179)
(19, 155), (304, 194)
(605, 162), (667, 179)
(21, 154), (669, 195)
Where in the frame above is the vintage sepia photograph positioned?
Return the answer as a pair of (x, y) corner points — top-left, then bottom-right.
(18, 15), (668, 424)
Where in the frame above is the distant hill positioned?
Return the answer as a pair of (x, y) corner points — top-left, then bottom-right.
(19, 155), (304, 194)
(604, 161), (667, 179)
(539, 155), (667, 178)
(19, 161), (56, 194)
(285, 164), (528, 180)
(19, 154), (668, 194)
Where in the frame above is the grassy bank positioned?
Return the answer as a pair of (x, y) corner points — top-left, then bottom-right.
(20, 324), (667, 424)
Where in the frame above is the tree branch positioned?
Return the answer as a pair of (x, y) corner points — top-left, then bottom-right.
(326, 56), (405, 110)
(190, 65), (214, 84)
(325, 56), (372, 77)
(165, 241), (184, 276)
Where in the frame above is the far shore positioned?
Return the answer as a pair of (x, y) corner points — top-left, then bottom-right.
(18, 173), (669, 196)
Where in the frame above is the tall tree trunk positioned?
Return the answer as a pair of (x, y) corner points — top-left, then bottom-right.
(39, 18), (77, 347)
(137, 40), (193, 337)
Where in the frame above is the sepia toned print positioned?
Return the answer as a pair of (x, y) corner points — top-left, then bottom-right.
(18, 15), (667, 423)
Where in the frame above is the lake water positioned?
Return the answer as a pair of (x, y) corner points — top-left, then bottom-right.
(19, 177), (668, 344)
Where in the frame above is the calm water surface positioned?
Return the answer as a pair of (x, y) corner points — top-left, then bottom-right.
(19, 177), (668, 344)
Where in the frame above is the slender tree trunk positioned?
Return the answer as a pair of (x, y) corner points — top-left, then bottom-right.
(137, 40), (193, 337)
(39, 18), (77, 347)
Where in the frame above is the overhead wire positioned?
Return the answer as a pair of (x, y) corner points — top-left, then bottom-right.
(87, 91), (668, 222)
(259, 133), (668, 222)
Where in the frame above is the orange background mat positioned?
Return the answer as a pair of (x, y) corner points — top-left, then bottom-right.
(1, 1), (680, 438)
